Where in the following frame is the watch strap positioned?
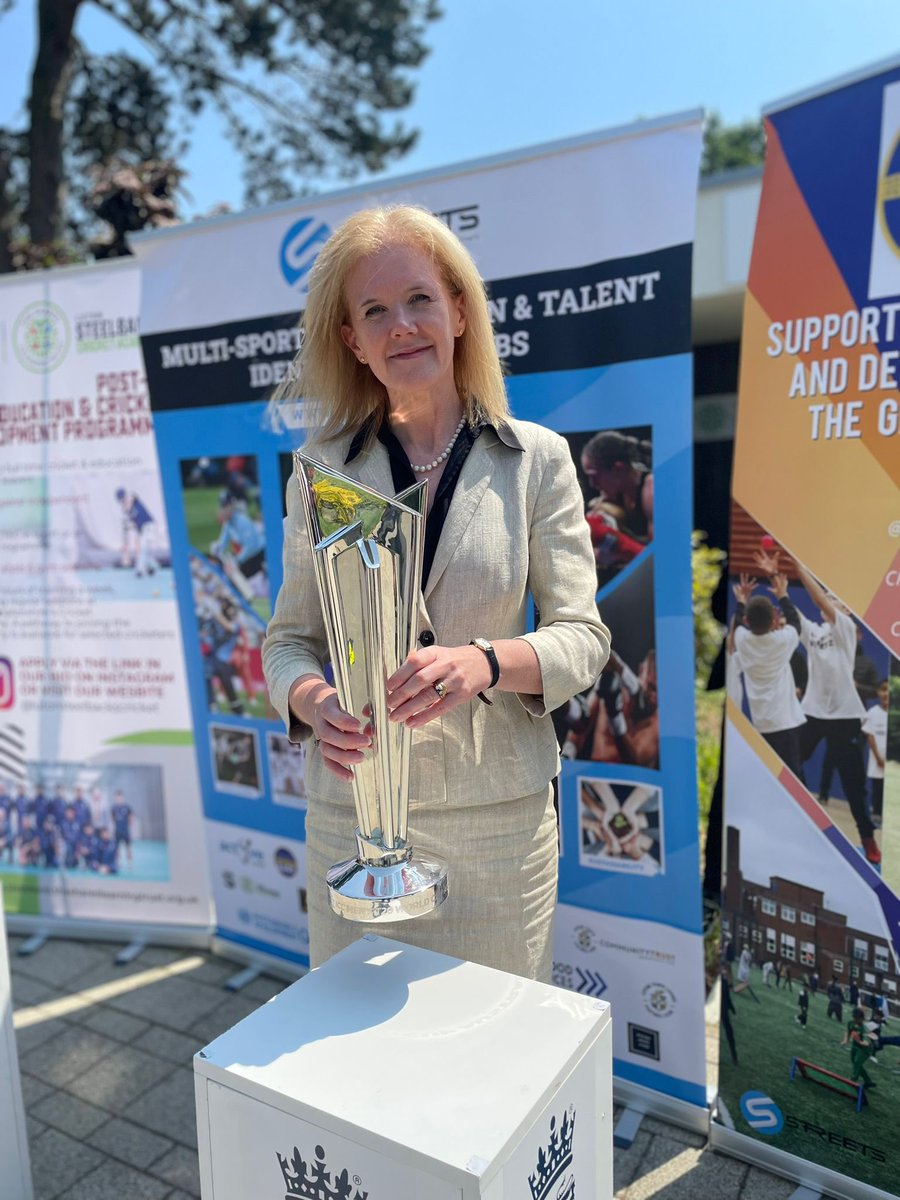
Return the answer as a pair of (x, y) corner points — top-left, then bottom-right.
(470, 638), (500, 694)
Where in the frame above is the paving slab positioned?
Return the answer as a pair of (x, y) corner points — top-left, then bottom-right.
(740, 1166), (800, 1200)
(26, 1113), (48, 1142)
(238, 972), (289, 1002)
(621, 1134), (748, 1200)
(188, 990), (261, 1044)
(20, 1070), (55, 1109)
(10, 971), (68, 1007)
(612, 1128), (652, 1193)
(55, 1159), (171, 1200)
(21, 1025), (119, 1087)
(29, 1126), (105, 1200)
(122, 1066), (199, 1148)
(66, 1042), (175, 1110)
(30, 1090), (110, 1139)
(86, 1117), (174, 1170)
(149, 1143), (202, 1195)
(638, 1114), (707, 1148)
(12, 939), (114, 988)
(15, 1015), (74, 1055)
(134, 1023), (203, 1065)
(106, 973), (227, 1031)
(176, 955), (237, 987)
(77, 1003), (153, 1042)
(124, 944), (187, 969)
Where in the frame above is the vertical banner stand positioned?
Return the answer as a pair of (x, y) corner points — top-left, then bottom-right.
(1, 887), (34, 1200)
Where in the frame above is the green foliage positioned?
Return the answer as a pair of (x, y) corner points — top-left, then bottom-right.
(693, 530), (726, 690)
(702, 111), (765, 177)
(888, 672), (900, 763)
(693, 531), (725, 848)
(0, 0), (441, 266)
(696, 687), (723, 837)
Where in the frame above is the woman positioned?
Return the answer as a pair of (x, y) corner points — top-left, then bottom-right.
(581, 430), (654, 542)
(263, 205), (609, 981)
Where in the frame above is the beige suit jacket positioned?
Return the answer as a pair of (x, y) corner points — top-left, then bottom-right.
(263, 417), (610, 808)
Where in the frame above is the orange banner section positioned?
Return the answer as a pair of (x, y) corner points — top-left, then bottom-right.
(734, 124), (900, 649)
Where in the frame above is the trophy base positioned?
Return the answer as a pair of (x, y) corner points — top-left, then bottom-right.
(325, 853), (449, 923)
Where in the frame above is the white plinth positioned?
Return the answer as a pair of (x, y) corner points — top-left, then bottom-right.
(1, 888), (34, 1200)
(194, 934), (612, 1199)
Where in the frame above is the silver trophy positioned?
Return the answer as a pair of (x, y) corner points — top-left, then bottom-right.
(294, 452), (449, 922)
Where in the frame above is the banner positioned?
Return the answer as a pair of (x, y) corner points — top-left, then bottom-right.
(135, 113), (705, 1106)
(716, 62), (900, 1196)
(0, 264), (211, 930)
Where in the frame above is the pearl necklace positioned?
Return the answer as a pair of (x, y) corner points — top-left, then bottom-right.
(408, 416), (466, 473)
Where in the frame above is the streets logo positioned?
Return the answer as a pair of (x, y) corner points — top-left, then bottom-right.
(278, 1140), (368, 1199)
(280, 217), (331, 291)
(529, 1107), (576, 1200)
(433, 204), (480, 237)
(13, 301), (70, 373)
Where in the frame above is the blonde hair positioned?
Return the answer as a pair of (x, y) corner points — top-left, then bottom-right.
(275, 205), (509, 443)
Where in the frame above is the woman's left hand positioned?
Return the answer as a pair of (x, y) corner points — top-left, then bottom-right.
(386, 644), (492, 729)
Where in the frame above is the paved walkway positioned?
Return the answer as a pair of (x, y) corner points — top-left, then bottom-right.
(8, 933), (796, 1200)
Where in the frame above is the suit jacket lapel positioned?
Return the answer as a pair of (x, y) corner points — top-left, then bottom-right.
(345, 439), (394, 496)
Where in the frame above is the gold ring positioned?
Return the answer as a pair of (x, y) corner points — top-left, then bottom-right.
(433, 680), (448, 700)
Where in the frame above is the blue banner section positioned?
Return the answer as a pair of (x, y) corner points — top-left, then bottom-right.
(152, 401), (312, 962)
(510, 356), (700, 935)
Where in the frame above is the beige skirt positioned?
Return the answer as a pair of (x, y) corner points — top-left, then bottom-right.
(304, 784), (558, 982)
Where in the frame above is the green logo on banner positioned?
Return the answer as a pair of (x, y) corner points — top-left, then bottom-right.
(12, 300), (71, 373)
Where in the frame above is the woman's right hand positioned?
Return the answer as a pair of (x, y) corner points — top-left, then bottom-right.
(290, 677), (371, 782)
(311, 689), (372, 781)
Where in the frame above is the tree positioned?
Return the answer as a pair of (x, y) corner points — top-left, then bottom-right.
(701, 112), (765, 177)
(0, 0), (441, 269)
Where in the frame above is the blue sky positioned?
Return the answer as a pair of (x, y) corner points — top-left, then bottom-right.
(3, 0), (900, 216)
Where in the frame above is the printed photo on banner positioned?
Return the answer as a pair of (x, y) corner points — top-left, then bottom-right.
(719, 749), (900, 1191)
(0, 762), (168, 881)
(266, 733), (307, 810)
(555, 555), (658, 769)
(181, 454), (271, 721)
(179, 454), (271, 621)
(43, 469), (173, 602)
(562, 425), (653, 590)
(577, 778), (663, 876)
(190, 552), (270, 720)
(726, 503), (891, 871)
(210, 724), (262, 799)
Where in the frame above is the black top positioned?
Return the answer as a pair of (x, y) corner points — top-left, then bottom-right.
(345, 415), (483, 588)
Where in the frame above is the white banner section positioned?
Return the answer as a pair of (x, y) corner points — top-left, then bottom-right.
(0, 264), (211, 928)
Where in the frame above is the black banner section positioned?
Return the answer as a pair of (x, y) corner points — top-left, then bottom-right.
(142, 244), (691, 411)
(143, 311), (302, 412)
(489, 243), (692, 374)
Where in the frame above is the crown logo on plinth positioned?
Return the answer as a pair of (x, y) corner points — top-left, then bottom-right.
(528, 1109), (576, 1200)
(277, 1142), (369, 1200)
